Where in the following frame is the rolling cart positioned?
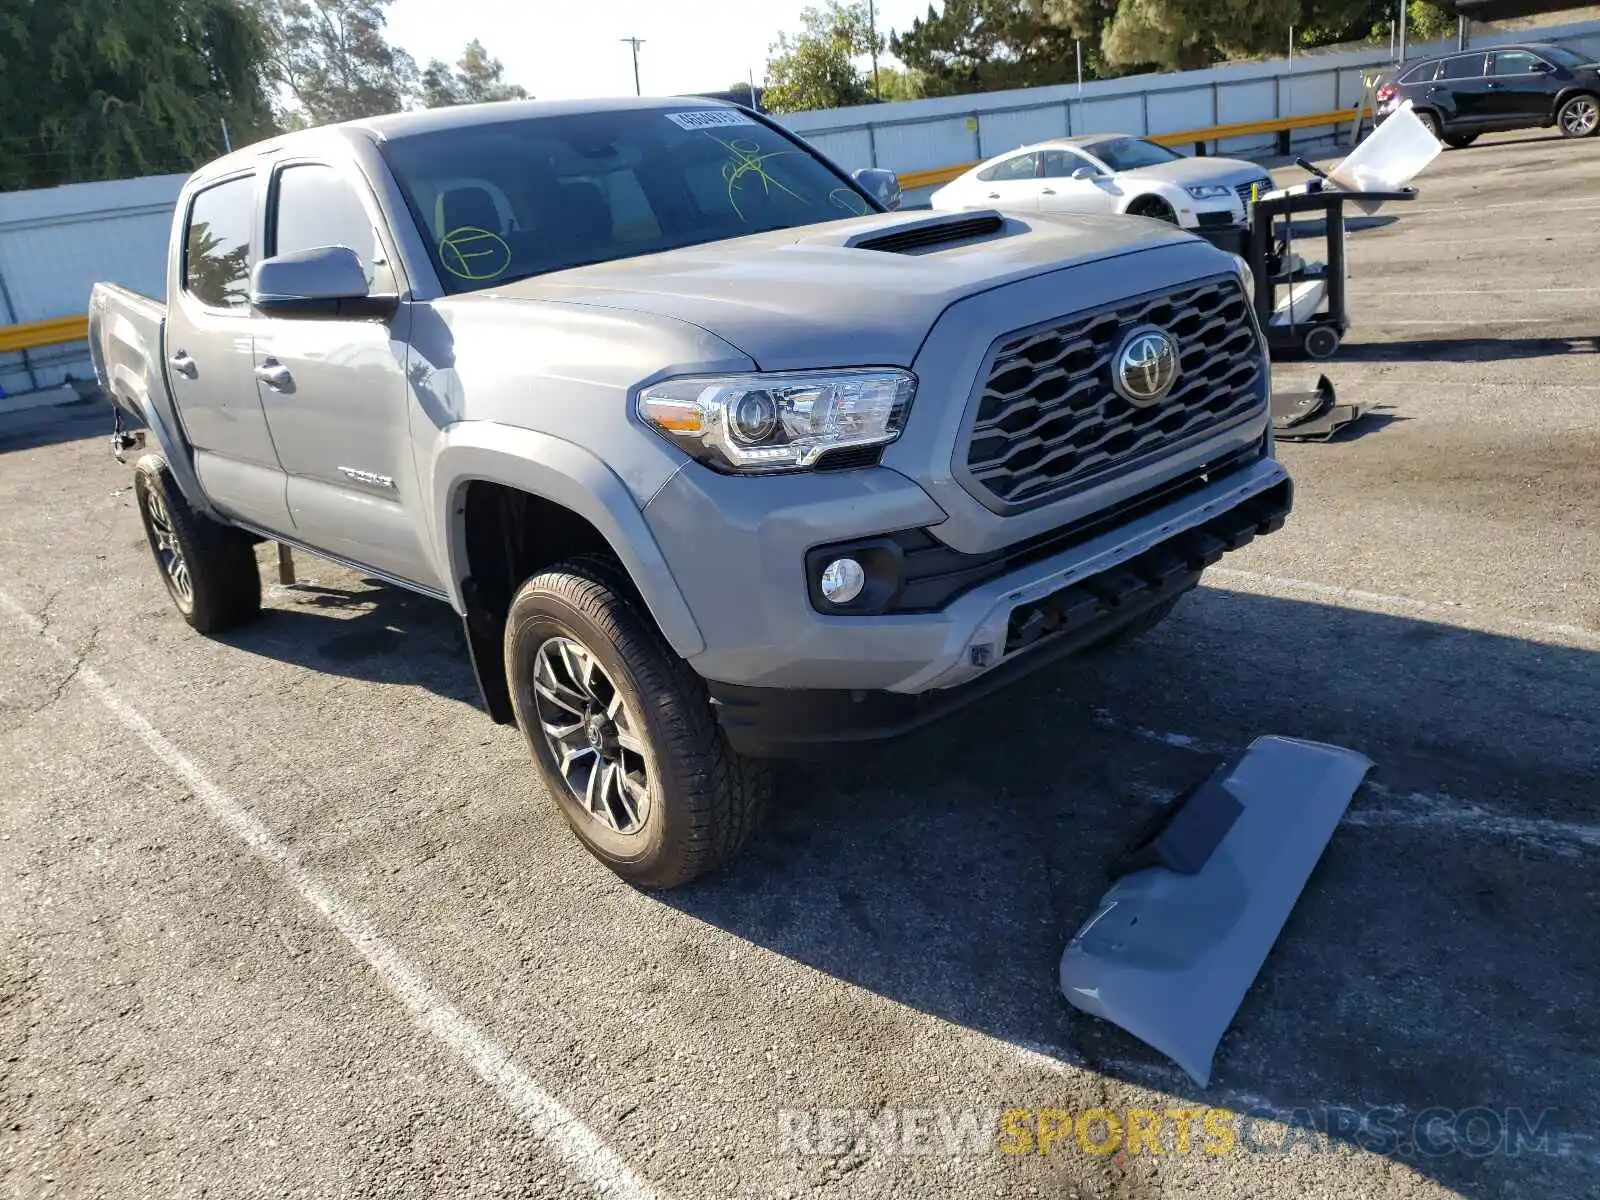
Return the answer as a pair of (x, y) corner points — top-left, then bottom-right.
(1245, 161), (1417, 362)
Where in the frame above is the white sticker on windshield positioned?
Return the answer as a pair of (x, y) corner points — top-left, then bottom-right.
(666, 109), (755, 130)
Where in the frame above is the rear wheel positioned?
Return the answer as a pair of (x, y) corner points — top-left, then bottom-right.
(1414, 109), (1442, 140)
(505, 559), (770, 889)
(1557, 94), (1599, 138)
(1126, 195), (1179, 224)
(133, 453), (261, 633)
(1441, 131), (1479, 149)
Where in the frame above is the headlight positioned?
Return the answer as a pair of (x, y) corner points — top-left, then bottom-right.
(637, 369), (916, 473)
(1230, 253), (1255, 304)
(1186, 184), (1233, 200)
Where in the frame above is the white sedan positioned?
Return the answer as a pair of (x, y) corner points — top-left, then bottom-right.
(929, 135), (1274, 232)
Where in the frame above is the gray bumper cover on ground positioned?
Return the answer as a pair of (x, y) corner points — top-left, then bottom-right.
(1060, 735), (1373, 1086)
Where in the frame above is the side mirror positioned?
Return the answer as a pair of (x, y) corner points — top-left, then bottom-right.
(1071, 167), (1096, 180)
(1530, 60), (1554, 73)
(852, 167), (903, 211)
(250, 246), (396, 319)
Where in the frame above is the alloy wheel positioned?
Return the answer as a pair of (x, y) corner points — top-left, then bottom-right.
(1561, 97), (1598, 137)
(531, 636), (651, 834)
(145, 488), (193, 606)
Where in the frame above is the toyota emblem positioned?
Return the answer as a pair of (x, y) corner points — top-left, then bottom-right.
(1112, 326), (1180, 407)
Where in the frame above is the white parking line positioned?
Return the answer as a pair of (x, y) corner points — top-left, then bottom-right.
(1206, 567), (1600, 648)
(0, 588), (663, 1200)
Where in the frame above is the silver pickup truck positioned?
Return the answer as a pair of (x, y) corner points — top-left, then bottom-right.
(90, 97), (1291, 887)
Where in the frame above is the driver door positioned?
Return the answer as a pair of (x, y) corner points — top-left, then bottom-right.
(1037, 149), (1121, 214)
(250, 160), (439, 590)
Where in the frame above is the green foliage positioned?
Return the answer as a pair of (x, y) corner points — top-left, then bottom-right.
(1094, 0), (1377, 71)
(421, 39), (528, 108)
(258, 0), (418, 124)
(894, 0), (1115, 97)
(0, 0), (278, 190)
(764, 2), (882, 114)
(1405, 0), (1457, 41)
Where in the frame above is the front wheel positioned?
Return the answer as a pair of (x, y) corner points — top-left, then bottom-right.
(1557, 94), (1599, 138)
(1126, 196), (1179, 224)
(504, 559), (770, 889)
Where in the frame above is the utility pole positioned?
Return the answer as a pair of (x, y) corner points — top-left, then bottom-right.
(1397, 0), (1407, 62)
(867, 0), (880, 99)
(620, 37), (644, 96)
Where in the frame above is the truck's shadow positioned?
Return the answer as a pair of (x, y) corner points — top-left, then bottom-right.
(219, 577), (1598, 1199)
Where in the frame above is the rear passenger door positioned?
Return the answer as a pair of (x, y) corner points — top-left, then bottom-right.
(251, 160), (439, 590)
(1433, 53), (1493, 126)
(165, 172), (294, 531)
(973, 152), (1043, 210)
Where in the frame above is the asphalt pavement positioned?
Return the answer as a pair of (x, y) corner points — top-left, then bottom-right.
(2, 129), (1597, 1200)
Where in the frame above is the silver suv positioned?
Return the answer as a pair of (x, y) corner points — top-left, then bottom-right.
(91, 98), (1290, 887)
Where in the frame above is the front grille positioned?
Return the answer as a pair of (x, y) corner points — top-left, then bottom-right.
(1237, 177), (1272, 209)
(962, 276), (1265, 510)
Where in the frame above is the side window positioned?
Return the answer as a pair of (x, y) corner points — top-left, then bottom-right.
(271, 163), (386, 288)
(1042, 150), (1095, 179)
(1439, 54), (1487, 81)
(1400, 61), (1439, 84)
(988, 153), (1039, 183)
(1492, 51), (1545, 76)
(184, 176), (255, 310)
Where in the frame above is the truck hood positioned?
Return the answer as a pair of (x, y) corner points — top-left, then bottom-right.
(469, 210), (1198, 370)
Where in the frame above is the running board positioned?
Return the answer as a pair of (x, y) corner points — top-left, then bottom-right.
(1060, 735), (1373, 1087)
(1270, 373), (1365, 441)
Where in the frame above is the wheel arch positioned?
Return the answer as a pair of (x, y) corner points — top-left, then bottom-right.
(1554, 86), (1600, 118)
(431, 425), (705, 723)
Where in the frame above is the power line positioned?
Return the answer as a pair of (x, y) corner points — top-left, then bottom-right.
(619, 37), (644, 97)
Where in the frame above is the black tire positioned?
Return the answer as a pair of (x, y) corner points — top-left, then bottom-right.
(1083, 592), (1187, 654)
(1303, 325), (1341, 360)
(133, 453), (261, 633)
(1441, 131), (1479, 149)
(1126, 196), (1179, 224)
(504, 558), (771, 889)
(1557, 93), (1600, 138)
(1414, 109), (1442, 139)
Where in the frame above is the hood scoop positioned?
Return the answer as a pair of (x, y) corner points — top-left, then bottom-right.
(845, 210), (1007, 255)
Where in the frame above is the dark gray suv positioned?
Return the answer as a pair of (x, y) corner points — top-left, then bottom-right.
(1376, 42), (1600, 146)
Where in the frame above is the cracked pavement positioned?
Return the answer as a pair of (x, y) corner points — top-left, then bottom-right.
(2, 131), (1599, 1200)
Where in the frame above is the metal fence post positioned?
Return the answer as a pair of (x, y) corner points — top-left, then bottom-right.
(867, 123), (879, 168)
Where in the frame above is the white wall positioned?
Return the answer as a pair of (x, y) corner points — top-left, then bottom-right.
(0, 173), (186, 395)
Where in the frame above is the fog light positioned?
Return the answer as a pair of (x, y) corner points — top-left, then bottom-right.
(819, 557), (866, 605)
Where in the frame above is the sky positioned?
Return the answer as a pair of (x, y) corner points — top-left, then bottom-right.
(386, 0), (935, 102)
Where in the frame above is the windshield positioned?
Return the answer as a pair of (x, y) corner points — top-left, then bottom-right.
(1081, 137), (1182, 172)
(1541, 45), (1593, 69)
(379, 108), (877, 293)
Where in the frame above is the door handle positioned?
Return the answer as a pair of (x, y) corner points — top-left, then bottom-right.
(254, 361), (293, 391)
(168, 352), (198, 379)
(1041, 188), (1056, 195)
(1486, 81), (1501, 88)
(987, 192), (1001, 198)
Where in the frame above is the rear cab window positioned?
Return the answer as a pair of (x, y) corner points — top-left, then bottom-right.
(378, 107), (878, 295)
(978, 153), (1039, 183)
(183, 176), (256, 310)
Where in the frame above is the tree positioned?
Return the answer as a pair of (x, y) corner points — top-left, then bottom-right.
(763, 2), (882, 114)
(420, 39), (528, 107)
(1085, 0), (1378, 71)
(894, 0), (1109, 96)
(0, 0), (277, 190)
(257, 0), (418, 124)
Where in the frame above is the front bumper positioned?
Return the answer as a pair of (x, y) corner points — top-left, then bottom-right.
(709, 474), (1291, 757)
(643, 446), (1288, 691)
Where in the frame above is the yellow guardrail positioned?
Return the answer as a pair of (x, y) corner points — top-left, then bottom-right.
(897, 106), (1370, 191)
(0, 314), (89, 354)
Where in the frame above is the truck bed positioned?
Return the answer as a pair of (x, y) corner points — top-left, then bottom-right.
(88, 282), (166, 426)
